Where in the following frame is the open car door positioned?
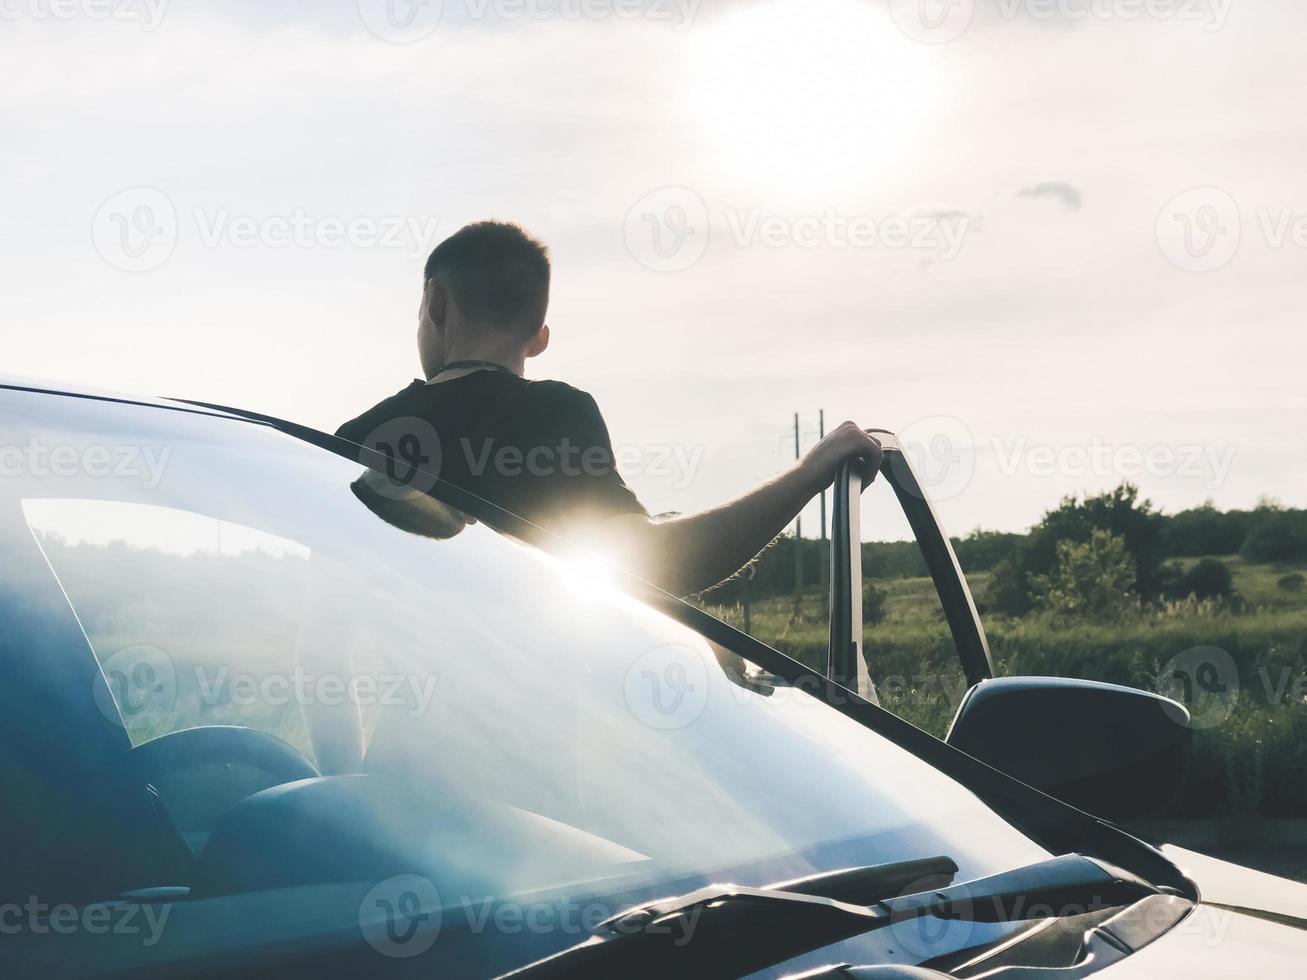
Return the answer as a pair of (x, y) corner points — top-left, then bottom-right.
(827, 430), (994, 697)
(826, 430), (1193, 822)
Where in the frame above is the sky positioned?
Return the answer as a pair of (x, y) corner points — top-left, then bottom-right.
(3, 0), (1304, 542)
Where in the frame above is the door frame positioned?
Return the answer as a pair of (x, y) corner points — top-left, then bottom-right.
(827, 429), (996, 694)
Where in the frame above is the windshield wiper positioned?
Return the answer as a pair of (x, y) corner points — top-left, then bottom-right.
(500, 854), (1158, 980)
(767, 854), (958, 904)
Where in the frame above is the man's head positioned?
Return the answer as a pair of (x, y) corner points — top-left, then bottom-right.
(418, 221), (552, 379)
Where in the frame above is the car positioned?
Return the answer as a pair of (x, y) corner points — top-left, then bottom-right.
(0, 376), (1303, 978)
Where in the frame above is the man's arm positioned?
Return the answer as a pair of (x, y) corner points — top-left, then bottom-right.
(603, 422), (884, 597)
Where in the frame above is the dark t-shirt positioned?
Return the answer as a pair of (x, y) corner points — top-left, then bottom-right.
(337, 372), (647, 534)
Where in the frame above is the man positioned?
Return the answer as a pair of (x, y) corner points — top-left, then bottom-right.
(338, 220), (883, 596)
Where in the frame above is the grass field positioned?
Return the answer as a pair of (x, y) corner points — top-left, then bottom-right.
(700, 555), (1307, 820)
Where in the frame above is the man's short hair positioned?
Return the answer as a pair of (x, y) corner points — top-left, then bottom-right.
(424, 221), (551, 334)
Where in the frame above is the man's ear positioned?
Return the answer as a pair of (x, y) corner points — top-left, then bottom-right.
(525, 323), (550, 359)
(422, 279), (448, 329)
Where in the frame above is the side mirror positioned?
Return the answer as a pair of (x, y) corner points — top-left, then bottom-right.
(945, 677), (1193, 821)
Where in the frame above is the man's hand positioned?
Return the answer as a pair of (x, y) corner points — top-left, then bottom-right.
(800, 421), (885, 492)
(604, 420), (886, 596)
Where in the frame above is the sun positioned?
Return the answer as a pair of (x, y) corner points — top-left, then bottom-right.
(691, 0), (938, 195)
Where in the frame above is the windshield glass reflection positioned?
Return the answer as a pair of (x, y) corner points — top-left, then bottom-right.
(3, 393), (1047, 970)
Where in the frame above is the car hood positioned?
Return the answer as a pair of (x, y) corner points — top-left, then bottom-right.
(1095, 845), (1307, 977)
(1096, 905), (1305, 977)
(1161, 844), (1307, 922)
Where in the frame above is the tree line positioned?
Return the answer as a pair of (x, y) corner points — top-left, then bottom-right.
(705, 486), (1307, 618)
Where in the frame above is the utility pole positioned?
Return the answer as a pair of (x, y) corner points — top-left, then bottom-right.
(741, 564), (755, 636)
(792, 412), (803, 617)
(818, 409), (828, 610)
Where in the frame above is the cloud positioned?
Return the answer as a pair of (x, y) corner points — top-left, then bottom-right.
(1016, 181), (1083, 211)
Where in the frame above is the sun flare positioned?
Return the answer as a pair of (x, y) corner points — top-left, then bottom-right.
(692, 0), (937, 194)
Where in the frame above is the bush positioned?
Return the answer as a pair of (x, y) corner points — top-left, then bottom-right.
(1023, 484), (1165, 600)
(1240, 502), (1307, 563)
(1278, 572), (1305, 593)
(954, 530), (1025, 573)
(982, 558), (1032, 617)
(1183, 558), (1235, 600)
(1159, 501), (1252, 557)
(1161, 557), (1235, 602)
(863, 581), (888, 626)
(1031, 529), (1138, 619)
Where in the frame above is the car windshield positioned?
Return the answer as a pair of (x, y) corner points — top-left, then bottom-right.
(0, 388), (1048, 974)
